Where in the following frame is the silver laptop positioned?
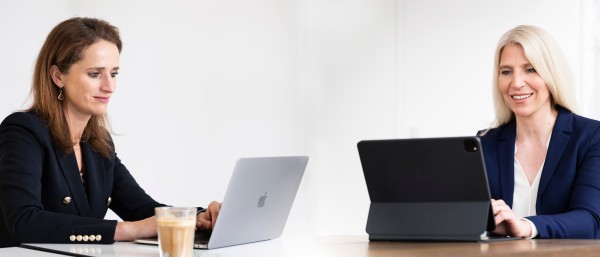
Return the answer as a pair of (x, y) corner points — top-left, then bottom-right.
(135, 156), (309, 249)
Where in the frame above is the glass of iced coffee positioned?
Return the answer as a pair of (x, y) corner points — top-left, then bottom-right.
(155, 207), (197, 257)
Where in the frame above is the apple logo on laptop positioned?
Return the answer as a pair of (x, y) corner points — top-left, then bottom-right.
(257, 192), (267, 208)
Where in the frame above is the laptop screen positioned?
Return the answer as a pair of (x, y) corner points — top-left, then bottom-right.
(357, 137), (500, 241)
(358, 137), (491, 202)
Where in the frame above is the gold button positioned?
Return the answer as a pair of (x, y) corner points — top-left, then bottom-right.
(83, 235), (89, 241)
(76, 235), (82, 241)
(63, 197), (72, 205)
(69, 235), (76, 241)
(89, 235), (96, 241)
(96, 235), (102, 241)
(107, 197), (112, 206)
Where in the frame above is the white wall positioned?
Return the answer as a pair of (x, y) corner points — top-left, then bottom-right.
(0, 0), (593, 236)
(301, 0), (398, 235)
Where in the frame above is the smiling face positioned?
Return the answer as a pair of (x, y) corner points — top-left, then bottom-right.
(52, 40), (120, 122)
(498, 43), (553, 119)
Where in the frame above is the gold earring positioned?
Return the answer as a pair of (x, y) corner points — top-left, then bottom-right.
(58, 88), (64, 101)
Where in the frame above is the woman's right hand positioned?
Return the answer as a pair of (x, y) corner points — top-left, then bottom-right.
(114, 216), (157, 241)
(491, 199), (532, 238)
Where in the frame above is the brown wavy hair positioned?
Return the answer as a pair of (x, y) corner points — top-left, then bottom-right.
(27, 17), (122, 158)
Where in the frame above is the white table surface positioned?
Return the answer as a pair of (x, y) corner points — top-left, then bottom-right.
(21, 235), (600, 257)
(0, 246), (67, 256)
(22, 235), (344, 257)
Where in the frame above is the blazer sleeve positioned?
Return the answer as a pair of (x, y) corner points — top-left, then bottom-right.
(108, 155), (167, 221)
(528, 125), (600, 238)
(0, 113), (117, 246)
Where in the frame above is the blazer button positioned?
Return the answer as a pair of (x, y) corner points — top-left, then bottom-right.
(107, 197), (112, 206)
(63, 196), (72, 205)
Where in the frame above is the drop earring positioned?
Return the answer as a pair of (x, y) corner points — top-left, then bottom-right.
(58, 88), (64, 101)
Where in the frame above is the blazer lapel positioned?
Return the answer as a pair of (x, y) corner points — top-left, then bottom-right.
(80, 142), (107, 217)
(538, 108), (573, 197)
(54, 145), (91, 216)
(498, 120), (516, 206)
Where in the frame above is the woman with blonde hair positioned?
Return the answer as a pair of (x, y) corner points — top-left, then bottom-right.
(479, 25), (600, 238)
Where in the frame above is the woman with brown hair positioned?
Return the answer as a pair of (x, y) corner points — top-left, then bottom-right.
(0, 17), (220, 247)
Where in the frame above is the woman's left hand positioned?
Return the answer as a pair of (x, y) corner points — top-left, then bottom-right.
(491, 199), (531, 238)
(196, 201), (222, 230)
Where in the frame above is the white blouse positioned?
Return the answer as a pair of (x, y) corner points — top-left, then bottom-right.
(512, 147), (543, 217)
(511, 135), (551, 238)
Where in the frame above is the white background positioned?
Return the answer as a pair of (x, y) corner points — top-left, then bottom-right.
(0, 0), (597, 236)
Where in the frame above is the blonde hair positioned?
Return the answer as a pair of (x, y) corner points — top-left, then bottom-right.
(491, 25), (578, 127)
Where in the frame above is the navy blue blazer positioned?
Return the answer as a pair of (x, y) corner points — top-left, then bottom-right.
(0, 112), (166, 247)
(479, 106), (600, 239)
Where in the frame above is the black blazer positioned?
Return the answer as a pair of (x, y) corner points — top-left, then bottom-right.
(0, 112), (165, 247)
(479, 106), (600, 238)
